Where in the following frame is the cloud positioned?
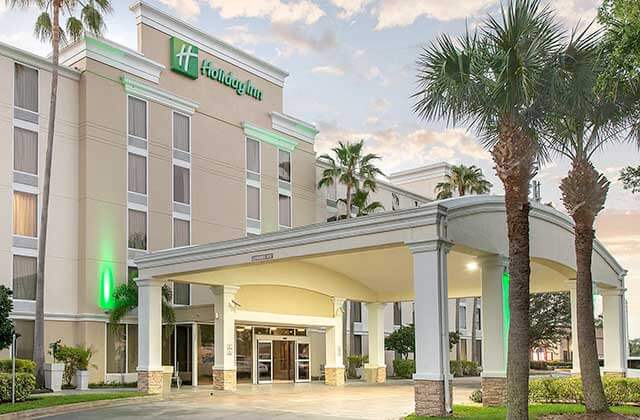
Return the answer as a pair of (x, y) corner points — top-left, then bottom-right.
(552, 0), (600, 28)
(209, 0), (325, 25)
(370, 98), (389, 112)
(366, 116), (379, 125)
(316, 124), (490, 173)
(158, 0), (201, 19)
(0, 31), (48, 56)
(312, 65), (345, 76)
(373, 0), (496, 29)
(365, 65), (388, 84)
(331, 0), (371, 19)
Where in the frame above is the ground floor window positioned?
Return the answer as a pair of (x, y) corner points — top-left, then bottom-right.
(13, 255), (36, 300)
(353, 334), (362, 356)
(14, 320), (34, 360)
(106, 323), (138, 374)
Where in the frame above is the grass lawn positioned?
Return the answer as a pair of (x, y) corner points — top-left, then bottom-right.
(406, 404), (640, 419)
(0, 392), (146, 415)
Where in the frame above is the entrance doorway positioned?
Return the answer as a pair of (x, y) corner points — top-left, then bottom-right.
(273, 340), (294, 382)
(255, 334), (311, 384)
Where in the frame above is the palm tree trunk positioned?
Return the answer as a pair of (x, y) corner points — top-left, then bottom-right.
(492, 125), (535, 420)
(561, 160), (609, 413)
(345, 184), (352, 219)
(34, 0), (61, 389)
(471, 297), (478, 364)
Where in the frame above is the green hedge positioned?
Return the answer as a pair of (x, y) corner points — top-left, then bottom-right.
(0, 359), (36, 375)
(529, 377), (640, 405)
(0, 373), (36, 402)
(450, 360), (480, 377)
(393, 359), (415, 378)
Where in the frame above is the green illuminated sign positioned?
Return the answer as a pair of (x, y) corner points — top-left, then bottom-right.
(99, 266), (115, 310)
(169, 37), (263, 101)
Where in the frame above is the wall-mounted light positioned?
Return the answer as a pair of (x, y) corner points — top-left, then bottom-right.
(465, 261), (479, 272)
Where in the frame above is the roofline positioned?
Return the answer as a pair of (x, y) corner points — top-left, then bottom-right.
(0, 41), (81, 80)
(129, 0), (289, 87)
(388, 162), (452, 183)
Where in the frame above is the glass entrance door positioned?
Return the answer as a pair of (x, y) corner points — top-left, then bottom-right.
(296, 342), (310, 382)
(257, 340), (272, 384)
(273, 340), (295, 382)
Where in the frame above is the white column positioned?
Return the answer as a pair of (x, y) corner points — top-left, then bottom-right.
(191, 322), (199, 387)
(364, 302), (386, 383)
(602, 287), (627, 375)
(136, 277), (164, 394)
(325, 297), (345, 385)
(565, 280), (580, 374)
(212, 285), (240, 390)
(479, 254), (508, 406)
(409, 239), (451, 417)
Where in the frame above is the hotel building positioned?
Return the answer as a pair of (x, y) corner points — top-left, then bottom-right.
(0, 2), (630, 416)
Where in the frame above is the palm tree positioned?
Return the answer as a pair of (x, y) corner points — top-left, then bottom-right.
(346, 189), (384, 217)
(413, 1), (563, 417)
(434, 164), (493, 199)
(318, 140), (384, 219)
(7, 0), (112, 388)
(109, 276), (176, 331)
(544, 26), (639, 413)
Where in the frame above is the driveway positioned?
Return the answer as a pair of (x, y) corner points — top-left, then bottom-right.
(43, 379), (482, 420)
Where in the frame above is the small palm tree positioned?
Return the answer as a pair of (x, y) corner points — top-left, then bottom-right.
(434, 164), (492, 199)
(413, 1), (564, 417)
(7, 0), (112, 388)
(347, 189), (384, 217)
(544, 26), (639, 413)
(318, 140), (384, 219)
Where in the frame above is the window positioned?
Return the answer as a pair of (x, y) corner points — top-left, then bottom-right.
(393, 302), (402, 326)
(127, 325), (138, 374)
(14, 63), (38, 113)
(13, 255), (36, 300)
(353, 335), (362, 356)
(14, 320), (34, 360)
(13, 191), (37, 237)
(278, 150), (291, 182)
(107, 324), (126, 373)
(246, 138), (260, 173)
(475, 307), (481, 330)
(352, 301), (362, 323)
(173, 113), (190, 152)
(278, 194), (291, 227)
(459, 305), (468, 330)
(327, 182), (337, 201)
(128, 209), (147, 250)
(128, 153), (147, 194)
(174, 283), (190, 305)
(128, 97), (147, 139)
(173, 218), (190, 247)
(392, 193), (400, 211)
(247, 186), (260, 220)
(14, 127), (38, 175)
(173, 166), (190, 204)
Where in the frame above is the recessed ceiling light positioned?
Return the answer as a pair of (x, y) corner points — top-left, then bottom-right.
(466, 261), (479, 272)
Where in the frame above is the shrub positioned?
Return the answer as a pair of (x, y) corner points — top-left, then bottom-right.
(346, 355), (368, 379)
(469, 389), (483, 403)
(546, 360), (573, 369)
(52, 344), (95, 386)
(393, 359), (415, 379)
(528, 376), (640, 404)
(530, 360), (549, 370)
(0, 372), (35, 402)
(0, 359), (36, 375)
(450, 360), (480, 377)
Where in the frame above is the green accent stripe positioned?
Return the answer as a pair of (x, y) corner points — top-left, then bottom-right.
(502, 270), (510, 368)
(242, 122), (298, 152)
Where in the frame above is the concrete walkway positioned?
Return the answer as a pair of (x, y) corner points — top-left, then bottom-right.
(42, 379), (483, 419)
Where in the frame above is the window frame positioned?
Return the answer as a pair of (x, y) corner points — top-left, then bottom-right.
(172, 215), (191, 248)
(172, 111), (191, 153)
(13, 62), (39, 115)
(459, 304), (468, 330)
(12, 187), (39, 239)
(127, 208), (148, 251)
(278, 193), (292, 229)
(172, 282), (191, 306)
(246, 137), (261, 177)
(11, 253), (37, 302)
(126, 95), (148, 141)
(173, 163), (191, 206)
(104, 323), (138, 375)
(13, 125), (38, 176)
(127, 151), (148, 196)
(277, 149), (291, 183)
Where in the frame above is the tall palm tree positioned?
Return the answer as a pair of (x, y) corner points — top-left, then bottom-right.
(7, 0), (112, 388)
(413, 1), (563, 417)
(544, 27), (639, 413)
(318, 140), (384, 219)
(434, 164), (492, 199)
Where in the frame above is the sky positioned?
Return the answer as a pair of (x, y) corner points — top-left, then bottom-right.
(0, 0), (638, 338)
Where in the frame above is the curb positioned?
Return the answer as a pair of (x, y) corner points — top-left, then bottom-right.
(0, 395), (163, 419)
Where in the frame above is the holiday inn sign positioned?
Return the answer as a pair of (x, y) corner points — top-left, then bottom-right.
(170, 37), (263, 101)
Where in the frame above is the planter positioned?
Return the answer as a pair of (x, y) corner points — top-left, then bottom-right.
(75, 370), (89, 390)
(45, 363), (64, 392)
(355, 367), (364, 379)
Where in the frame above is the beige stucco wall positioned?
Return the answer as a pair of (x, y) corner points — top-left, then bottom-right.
(235, 285), (334, 318)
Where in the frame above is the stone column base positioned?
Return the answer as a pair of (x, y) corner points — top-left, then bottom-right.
(603, 371), (626, 378)
(364, 366), (386, 384)
(212, 368), (237, 391)
(482, 376), (507, 407)
(415, 379), (451, 417)
(325, 367), (345, 386)
(137, 370), (163, 394)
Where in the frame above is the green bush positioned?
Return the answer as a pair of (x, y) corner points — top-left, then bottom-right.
(393, 359), (415, 379)
(0, 359), (36, 375)
(450, 360), (480, 377)
(52, 344), (95, 386)
(0, 372), (35, 402)
(530, 360), (550, 370)
(529, 377), (640, 404)
(546, 360), (573, 369)
(346, 355), (368, 379)
(469, 389), (483, 403)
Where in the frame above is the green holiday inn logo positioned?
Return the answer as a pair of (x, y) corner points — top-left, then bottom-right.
(169, 36), (263, 101)
(170, 37), (199, 79)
